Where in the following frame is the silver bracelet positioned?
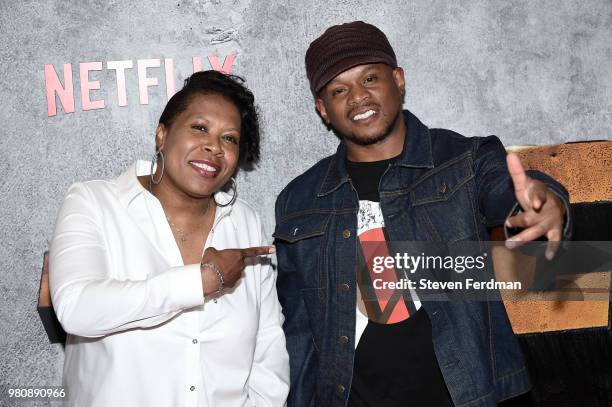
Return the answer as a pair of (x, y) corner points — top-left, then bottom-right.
(201, 262), (224, 294)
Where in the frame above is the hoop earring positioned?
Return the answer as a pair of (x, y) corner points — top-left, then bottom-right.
(150, 148), (164, 185)
(214, 177), (237, 207)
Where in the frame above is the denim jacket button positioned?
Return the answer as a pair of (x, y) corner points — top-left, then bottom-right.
(437, 182), (447, 194)
(337, 384), (346, 394)
(339, 283), (350, 292)
(342, 229), (351, 239)
(339, 335), (349, 344)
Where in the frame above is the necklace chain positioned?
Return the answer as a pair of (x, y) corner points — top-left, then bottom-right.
(147, 177), (211, 245)
(166, 216), (189, 243)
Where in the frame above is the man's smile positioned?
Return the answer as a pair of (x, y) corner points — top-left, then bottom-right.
(352, 109), (376, 121)
(349, 104), (381, 124)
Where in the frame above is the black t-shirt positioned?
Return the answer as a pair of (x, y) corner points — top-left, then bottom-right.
(346, 157), (454, 407)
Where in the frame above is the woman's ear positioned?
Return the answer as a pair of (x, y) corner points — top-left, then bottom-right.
(155, 124), (167, 150)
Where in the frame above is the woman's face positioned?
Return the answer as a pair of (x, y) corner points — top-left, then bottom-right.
(156, 92), (241, 199)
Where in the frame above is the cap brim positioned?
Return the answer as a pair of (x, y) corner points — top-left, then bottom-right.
(314, 55), (393, 94)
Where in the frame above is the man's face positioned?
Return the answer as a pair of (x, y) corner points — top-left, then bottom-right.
(315, 63), (405, 146)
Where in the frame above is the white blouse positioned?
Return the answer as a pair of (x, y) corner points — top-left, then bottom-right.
(49, 161), (289, 407)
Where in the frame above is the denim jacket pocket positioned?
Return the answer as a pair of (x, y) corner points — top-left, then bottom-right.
(410, 155), (478, 241)
(411, 154), (474, 206)
(273, 212), (332, 243)
(274, 212), (332, 289)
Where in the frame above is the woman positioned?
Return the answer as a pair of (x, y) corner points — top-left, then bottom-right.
(49, 71), (289, 406)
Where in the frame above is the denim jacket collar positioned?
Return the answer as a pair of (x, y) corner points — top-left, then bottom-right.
(317, 110), (434, 197)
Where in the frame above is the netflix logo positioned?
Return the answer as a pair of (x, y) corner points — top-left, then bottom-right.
(44, 54), (236, 117)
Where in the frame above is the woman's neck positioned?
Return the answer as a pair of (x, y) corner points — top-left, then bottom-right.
(139, 175), (213, 222)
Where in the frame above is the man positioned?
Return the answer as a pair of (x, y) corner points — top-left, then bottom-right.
(274, 21), (569, 407)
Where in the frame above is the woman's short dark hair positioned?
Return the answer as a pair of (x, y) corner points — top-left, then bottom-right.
(159, 70), (260, 171)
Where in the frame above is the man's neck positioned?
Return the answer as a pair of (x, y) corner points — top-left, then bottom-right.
(345, 114), (406, 162)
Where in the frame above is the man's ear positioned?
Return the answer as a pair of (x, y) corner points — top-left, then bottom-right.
(393, 67), (406, 97)
(315, 98), (330, 126)
(155, 124), (167, 150)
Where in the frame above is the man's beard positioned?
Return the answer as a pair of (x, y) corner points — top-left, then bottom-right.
(334, 109), (401, 146)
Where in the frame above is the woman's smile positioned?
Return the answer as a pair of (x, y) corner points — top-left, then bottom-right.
(189, 160), (221, 178)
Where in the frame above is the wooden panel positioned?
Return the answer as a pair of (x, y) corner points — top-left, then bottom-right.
(507, 140), (612, 203)
(497, 141), (611, 334)
(38, 252), (51, 307)
(492, 237), (610, 334)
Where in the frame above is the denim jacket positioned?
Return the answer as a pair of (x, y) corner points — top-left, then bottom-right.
(274, 110), (570, 407)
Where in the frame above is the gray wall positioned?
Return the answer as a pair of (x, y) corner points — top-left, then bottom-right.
(1, 0), (611, 404)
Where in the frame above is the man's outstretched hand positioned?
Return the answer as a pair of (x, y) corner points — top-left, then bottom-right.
(505, 153), (566, 260)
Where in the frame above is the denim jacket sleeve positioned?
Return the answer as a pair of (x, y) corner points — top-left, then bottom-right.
(274, 189), (317, 407)
(473, 135), (572, 239)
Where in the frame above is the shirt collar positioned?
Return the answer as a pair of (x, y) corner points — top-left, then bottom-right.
(317, 110), (434, 197)
(116, 161), (149, 208)
(116, 160), (237, 231)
